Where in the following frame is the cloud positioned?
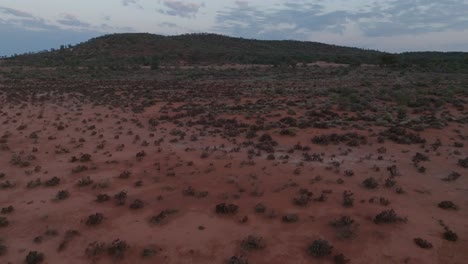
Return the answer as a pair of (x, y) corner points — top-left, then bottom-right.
(359, 0), (468, 37)
(0, 6), (35, 18)
(57, 14), (90, 28)
(214, 0), (468, 51)
(0, 5), (137, 56)
(234, 1), (249, 8)
(215, 2), (350, 40)
(122, 0), (138, 6)
(159, 22), (178, 28)
(159, 0), (204, 18)
(121, 0), (143, 9)
(0, 5), (57, 31)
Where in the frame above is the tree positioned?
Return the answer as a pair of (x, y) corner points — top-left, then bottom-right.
(380, 54), (398, 67)
(150, 56), (159, 70)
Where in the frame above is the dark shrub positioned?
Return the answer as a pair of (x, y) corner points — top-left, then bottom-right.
(373, 209), (406, 224)
(362, 177), (378, 189)
(438, 201), (458, 210)
(25, 251), (44, 264)
(86, 213), (104, 226)
(240, 235), (265, 251)
(307, 239), (333, 257)
(414, 238), (433, 249)
(215, 203), (239, 215)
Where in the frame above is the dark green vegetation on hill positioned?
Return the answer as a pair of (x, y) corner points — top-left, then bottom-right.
(2, 33), (468, 72)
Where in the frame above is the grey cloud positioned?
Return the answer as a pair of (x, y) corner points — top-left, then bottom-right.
(0, 5), (58, 31)
(122, 0), (138, 6)
(215, 3), (351, 40)
(57, 14), (90, 27)
(121, 0), (143, 9)
(215, 0), (468, 40)
(0, 6), (35, 18)
(159, 0), (204, 18)
(159, 22), (178, 28)
(359, 0), (468, 36)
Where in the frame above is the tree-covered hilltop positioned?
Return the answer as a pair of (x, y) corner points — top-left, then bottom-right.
(3, 33), (382, 67)
(3, 33), (468, 71)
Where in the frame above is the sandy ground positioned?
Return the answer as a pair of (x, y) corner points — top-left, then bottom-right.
(0, 68), (467, 264)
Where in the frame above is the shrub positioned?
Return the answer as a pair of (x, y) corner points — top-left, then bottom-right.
(86, 213), (104, 226)
(438, 201), (458, 210)
(342, 191), (354, 208)
(227, 255), (249, 264)
(334, 254), (350, 264)
(443, 230), (458, 241)
(373, 209), (406, 224)
(0, 241), (6, 256)
(55, 190), (69, 200)
(1, 206), (14, 214)
(458, 157), (468, 168)
(240, 235), (265, 251)
(293, 189), (313, 206)
(442, 172), (461, 182)
(215, 203), (239, 215)
(413, 238), (432, 249)
(96, 194), (110, 203)
(85, 241), (106, 258)
(114, 191), (127, 205)
(44, 176), (60, 187)
(362, 177), (378, 189)
(27, 178), (42, 188)
(108, 239), (129, 259)
(76, 176), (93, 187)
(307, 239), (333, 257)
(254, 203), (266, 213)
(129, 199), (144, 209)
(330, 216), (358, 240)
(0, 217), (8, 227)
(141, 247), (159, 258)
(25, 251), (44, 264)
(150, 209), (178, 225)
(282, 214), (299, 223)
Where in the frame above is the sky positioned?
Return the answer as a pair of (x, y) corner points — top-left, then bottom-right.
(1, 0), (468, 56)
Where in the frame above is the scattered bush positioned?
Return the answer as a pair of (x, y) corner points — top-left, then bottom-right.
(373, 209), (406, 224)
(342, 191), (354, 208)
(215, 203), (239, 215)
(129, 199), (144, 209)
(44, 176), (60, 187)
(0, 217), (9, 227)
(86, 213), (104, 226)
(282, 214), (299, 223)
(442, 172), (461, 182)
(1, 206), (14, 214)
(293, 189), (313, 206)
(114, 191), (127, 205)
(458, 157), (468, 168)
(227, 255), (249, 264)
(108, 239), (129, 259)
(96, 194), (110, 203)
(25, 251), (44, 264)
(55, 190), (69, 200)
(307, 239), (333, 257)
(438, 201), (458, 210)
(362, 177), (378, 189)
(240, 235), (266, 251)
(414, 238), (433, 249)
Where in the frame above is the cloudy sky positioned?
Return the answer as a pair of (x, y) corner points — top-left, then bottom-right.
(1, 0), (468, 56)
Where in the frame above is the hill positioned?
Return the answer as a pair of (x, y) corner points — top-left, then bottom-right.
(3, 33), (383, 67)
(3, 33), (468, 71)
